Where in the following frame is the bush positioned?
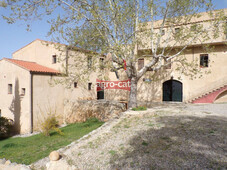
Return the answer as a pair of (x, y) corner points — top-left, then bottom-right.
(132, 106), (147, 111)
(40, 115), (63, 136)
(0, 117), (13, 139)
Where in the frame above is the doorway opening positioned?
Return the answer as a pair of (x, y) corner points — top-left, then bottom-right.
(163, 80), (182, 102)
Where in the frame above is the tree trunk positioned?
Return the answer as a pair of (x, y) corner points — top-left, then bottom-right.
(128, 77), (138, 109)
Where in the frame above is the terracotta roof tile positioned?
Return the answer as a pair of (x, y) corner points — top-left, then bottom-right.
(5, 58), (60, 74)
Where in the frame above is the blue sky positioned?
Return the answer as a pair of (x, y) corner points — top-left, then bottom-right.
(0, 0), (227, 59)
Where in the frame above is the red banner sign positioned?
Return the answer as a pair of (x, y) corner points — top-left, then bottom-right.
(96, 79), (131, 91)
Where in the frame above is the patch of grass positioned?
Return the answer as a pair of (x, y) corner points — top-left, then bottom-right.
(88, 141), (95, 149)
(147, 121), (155, 127)
(67, 158), (74, 165)
(132, 106), (147, 111)
(0, 118), (104, 165)
(209, 130), (215, 134)
(109, 150), (117, 156)
(142, 141), (149, 146)
(124, 125), (130, 128)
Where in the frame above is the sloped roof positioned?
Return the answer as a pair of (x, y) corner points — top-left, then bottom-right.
(4, 58), (60, 74)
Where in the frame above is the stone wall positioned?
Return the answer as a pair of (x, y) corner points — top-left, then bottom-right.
(64, 100), (126, 123)
(0, 158), (31, 170)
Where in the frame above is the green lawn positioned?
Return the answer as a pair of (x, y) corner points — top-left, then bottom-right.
(0, 118), (104, 165)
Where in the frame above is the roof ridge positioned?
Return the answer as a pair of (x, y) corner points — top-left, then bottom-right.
(12, 39), (40, 55)
(12, 39), (102, 56)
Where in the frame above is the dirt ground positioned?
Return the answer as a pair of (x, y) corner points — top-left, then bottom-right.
(32, 103), (227, 170)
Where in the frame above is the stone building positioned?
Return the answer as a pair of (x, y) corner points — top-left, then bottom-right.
(0, 39), (108, 134)
(135, 9), (227, 104)
(0, 9), (227, 134)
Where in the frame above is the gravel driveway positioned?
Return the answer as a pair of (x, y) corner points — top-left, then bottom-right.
(186, 103), (227, 116)
(31, 103), (227, 170)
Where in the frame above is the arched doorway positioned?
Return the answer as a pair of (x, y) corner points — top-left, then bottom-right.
(163, 80), (182, 102)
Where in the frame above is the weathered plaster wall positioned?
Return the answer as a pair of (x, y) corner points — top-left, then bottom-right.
(136, 44), (227, 103)
(12, 39), (66, 71)
(0, 60), (31, 134)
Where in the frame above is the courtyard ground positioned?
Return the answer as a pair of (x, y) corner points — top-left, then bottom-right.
(31, 103), (227, 170)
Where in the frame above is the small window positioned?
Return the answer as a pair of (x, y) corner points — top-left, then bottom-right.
(99, 58), (104, 70)
(21, 88), (26, 96)
(175, 27), (180, 33)
(138, 58), (144, 70)
(8, 84), (12, 94)
(161, 29), (165, 36)
(74, 82), (78, 88)
(88, 83), (92, 90)
(52, 55), (57, 64)
(87, 56), (92, 69)
(200, 54), (209, 67)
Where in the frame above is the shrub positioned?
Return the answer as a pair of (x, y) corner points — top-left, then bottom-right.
(40, 115), (63, 136)
(0, 117), (13, 139)
(132, 106), (147, 111)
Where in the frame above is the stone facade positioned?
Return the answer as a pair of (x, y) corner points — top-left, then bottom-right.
(64, 100), (126, 123)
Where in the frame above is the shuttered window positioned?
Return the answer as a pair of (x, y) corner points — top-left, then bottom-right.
(138, 58), (144, 70)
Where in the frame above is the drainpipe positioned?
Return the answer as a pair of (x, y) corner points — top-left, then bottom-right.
(30, 72), (33, 133)
(66, 45), (69, 75)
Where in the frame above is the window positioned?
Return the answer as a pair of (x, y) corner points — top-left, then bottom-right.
(8, 84), (12, 94)
(200, 54), (209, 67)
(88, 83), (92, 90)
(87, 56), (92, 69)
(138, 58), (144, 70)
(74, 82), (78, 88)
(99, 57), (104, 70)
(21, 88), (26, 96)
(161, 29), (165, 36)
(52, 55), (57, 64)
(175, 28), (180, 34)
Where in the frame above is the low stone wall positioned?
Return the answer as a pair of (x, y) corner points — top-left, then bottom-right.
(64, 100), (126, 123)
